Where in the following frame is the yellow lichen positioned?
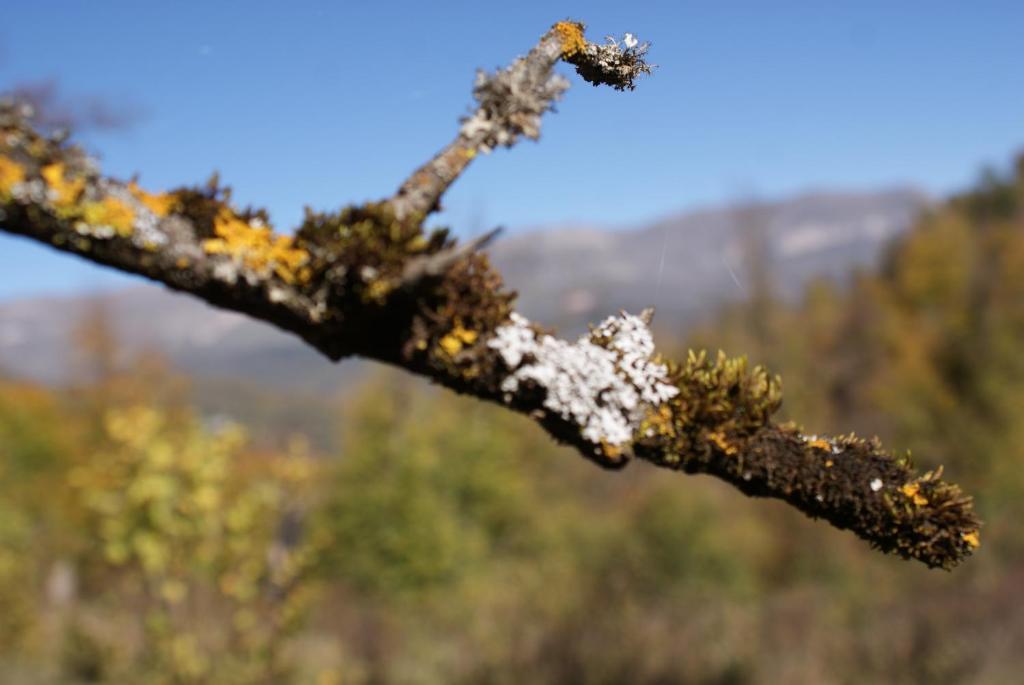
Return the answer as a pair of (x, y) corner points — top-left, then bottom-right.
(202, 208), (310, 284)
(707, 430), (738, 455)
(600, 441), (624, 461)
(961, 530), (981, 549)
(129, 181), (177, 217)
(0, 156), (26, 197)
(900, 482), (929, 507)
(808, 438), (831, 451)
(640, 403), (676, 439)
(41, 162), (86, 209)
(81, 197), (136, 236)
(365, 279), (394, 302)
(553, 21), (587, 58)
(438, 324), (479, 357)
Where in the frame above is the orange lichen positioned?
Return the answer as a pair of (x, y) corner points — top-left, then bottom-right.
(202, 208), (310, 284)
(808, 438), (831, 451)
(553, 21), (586, 58)
(598, 440), (624, 462)
(707, 430), (738, 455)
(81, 197), (136, 236)
(900, 482), (929, 507)
(129, 181), (177, 217)
(0, 156), (25, 196)
(41, 162), (86, 208)
(640, 403), (676, 439)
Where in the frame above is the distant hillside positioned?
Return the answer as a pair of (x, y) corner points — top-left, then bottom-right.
(0, 187), (927, 389)
(497, 188), (927, 332)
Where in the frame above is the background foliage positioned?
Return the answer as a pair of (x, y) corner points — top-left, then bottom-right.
(1, 157), (1023, 683)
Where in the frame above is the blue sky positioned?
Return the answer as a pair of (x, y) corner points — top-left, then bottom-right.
(2, 1), (1022, 300)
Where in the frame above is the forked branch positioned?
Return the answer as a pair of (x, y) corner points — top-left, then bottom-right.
(0, 22), (979, 568)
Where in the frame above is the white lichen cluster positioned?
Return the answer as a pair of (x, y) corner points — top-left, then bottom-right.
(459, 54), (570, 153)
(488, 311), (678, 446)
(8, 177), (48, 204)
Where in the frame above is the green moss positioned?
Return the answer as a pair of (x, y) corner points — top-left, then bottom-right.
(295, 202), (446, 302)
(638, 350), (782, 461)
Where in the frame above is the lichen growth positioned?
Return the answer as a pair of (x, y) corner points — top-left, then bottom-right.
(560, 28), (654, 91)
(488, 311), (678, 448)
(128, 181), (176, 218)
(553, 21), (587, 58)
(81, 196), (135, 237)
(654, 350), (782, 460)
(0, 155), (25, 198)
(41, 162), (87, 211)
(0, 118), (167, 245)
(901, 481), (930, 507)
(458, 43), (570, 152)
(438, 323), (479, 358)
(296, 201), (440, 301)
(202, 208), (311, 285)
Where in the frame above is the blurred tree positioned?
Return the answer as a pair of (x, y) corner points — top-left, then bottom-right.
(68, 405), (321, 684)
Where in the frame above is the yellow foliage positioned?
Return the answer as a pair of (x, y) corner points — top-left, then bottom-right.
(66, 404), (321, 682)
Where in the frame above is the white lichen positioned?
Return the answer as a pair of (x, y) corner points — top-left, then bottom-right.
(212, 260), (240, 284)
(870, 478), (884, 492)
(488, 311), (678, 446)
(11, 179), (47, 204)
(458, 59), (570, 153)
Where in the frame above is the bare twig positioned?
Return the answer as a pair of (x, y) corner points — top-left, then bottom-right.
(400, 226), (503, 288)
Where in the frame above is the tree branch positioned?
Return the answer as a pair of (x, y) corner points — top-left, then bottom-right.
(388, 21), (652, 220)
(0, 22), (978, 569)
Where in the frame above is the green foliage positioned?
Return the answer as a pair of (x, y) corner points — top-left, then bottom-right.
(319, 375), (549, 599)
